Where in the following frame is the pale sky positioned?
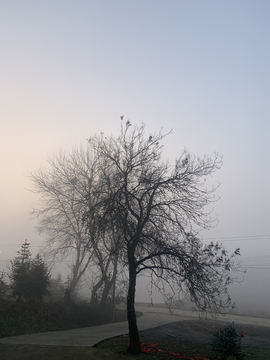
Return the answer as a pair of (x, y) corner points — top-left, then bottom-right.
(1, 1), (270, 301)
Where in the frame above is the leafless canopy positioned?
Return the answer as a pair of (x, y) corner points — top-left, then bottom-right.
(87, 122), (241, 354)
(28, 146), (119, 298)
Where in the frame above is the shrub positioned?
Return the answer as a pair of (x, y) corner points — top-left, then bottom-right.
(210, 322), (245, 360)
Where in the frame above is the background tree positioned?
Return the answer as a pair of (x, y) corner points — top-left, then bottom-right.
(29, 146), (121, 307)
(0, 271), (9, 300)
(87, 121), (241, 354)
(47, 273), (65, 302)
(10, 240), (32, 301)
(87, 228), (121, 310)
(27, 254), (51, 302)
(10, 241), (50, 302)
(29, 147), (98, 298)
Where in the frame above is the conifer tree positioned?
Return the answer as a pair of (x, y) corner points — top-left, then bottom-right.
(28, 254), (51, 301)
(10, 240), (31, 301)
(10, 241), (50, 302)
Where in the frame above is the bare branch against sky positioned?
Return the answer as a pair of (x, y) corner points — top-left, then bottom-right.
(0, 1), (270, 304)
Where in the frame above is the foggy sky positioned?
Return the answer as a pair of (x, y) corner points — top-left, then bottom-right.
(1, 1), (270, 303)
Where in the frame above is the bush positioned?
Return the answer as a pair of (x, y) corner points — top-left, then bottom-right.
(210, 322), (246, 360)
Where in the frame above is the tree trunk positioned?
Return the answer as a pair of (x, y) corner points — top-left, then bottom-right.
(90, 278), (103, 306)
(127, 262), (141, 354)
(99, 254), (119, 313)
(111, 254), (118, 322)
(99, 278), (112, 311)
(69, 269), (78, 300)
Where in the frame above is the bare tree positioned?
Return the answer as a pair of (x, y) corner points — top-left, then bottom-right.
(29, 147), (103, 298)
(88, 228), (121, 310)
(29, 146), (123, 306)
(87, 122), (241, 354)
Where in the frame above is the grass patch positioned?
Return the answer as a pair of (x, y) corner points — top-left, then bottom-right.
(0, 300), (127, 338)
(0, 344), (113, 360)
(243, 348), (270, 360)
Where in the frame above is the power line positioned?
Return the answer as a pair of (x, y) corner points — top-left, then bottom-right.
(1, 234), (270, 247)
(241, 251), (270, 257)
(242, 266), (270, 270)
(221, 235), (270, 239)
(201, 235), (270, 242)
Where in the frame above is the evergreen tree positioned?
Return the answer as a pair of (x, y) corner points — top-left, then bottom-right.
(10, 241), (51, 302)
(0, 271), (9, 300)
(28, 254), (51, 301)
(10, 240), (31, 301)
(49, 273), (65, 301)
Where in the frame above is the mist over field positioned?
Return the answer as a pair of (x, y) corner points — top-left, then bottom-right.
(1, 1), (270, 324)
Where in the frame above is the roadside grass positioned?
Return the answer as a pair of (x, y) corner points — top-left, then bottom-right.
(0, 344), (121, 360)
(0, 300), (127, 338)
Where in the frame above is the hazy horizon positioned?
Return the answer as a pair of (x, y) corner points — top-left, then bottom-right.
(1, 1), (270, 311)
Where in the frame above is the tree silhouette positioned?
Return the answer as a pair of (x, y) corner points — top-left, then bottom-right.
(10, 241), (50, 302)
(0, 271), (9, 300)
(10, 240), (32, 301)
(29, 146), (119, 305)
(87, 122), (241, 354)
(28, 254), (51, 301)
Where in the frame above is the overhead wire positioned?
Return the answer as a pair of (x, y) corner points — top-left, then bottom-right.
(201, 235), (270, 270)
(0, 235), (270, 269)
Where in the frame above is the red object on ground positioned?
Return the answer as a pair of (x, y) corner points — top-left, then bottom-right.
(140, 342), (210, 359)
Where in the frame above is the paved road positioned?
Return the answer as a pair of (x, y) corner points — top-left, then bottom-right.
(0, 305), (269, 347)
(139, 305), (270, 328)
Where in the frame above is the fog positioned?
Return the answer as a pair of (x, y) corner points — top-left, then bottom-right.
(1, 1), (270, 319)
